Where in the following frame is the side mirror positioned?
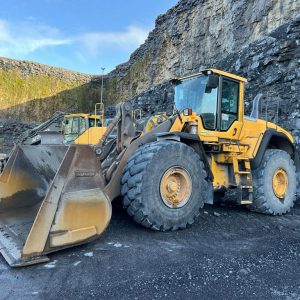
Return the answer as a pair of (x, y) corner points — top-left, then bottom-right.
(206, 75), (219, 89)
(170, 78), (179, 85)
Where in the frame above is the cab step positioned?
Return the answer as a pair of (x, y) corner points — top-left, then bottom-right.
(233, 156), (253, 205)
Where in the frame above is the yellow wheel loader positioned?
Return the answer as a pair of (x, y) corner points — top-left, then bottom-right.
(23, 103), (110, 146)
(0, 68), (298, 267)
(62, 102), (113, 145)
(62, 113), (108, 145)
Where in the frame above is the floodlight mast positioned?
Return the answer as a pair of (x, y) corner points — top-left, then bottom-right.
(100, 67), (105, 106)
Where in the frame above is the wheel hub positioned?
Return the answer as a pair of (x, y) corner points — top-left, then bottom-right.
(160, 166), (192, 208)
(272, 168), (288, 199)
(166, 179), (178, 193)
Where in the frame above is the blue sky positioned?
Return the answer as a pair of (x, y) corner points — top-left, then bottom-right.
(0, 0), (178, 74)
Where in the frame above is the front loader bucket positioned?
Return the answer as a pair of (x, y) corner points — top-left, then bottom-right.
(0, 145), (111, 267)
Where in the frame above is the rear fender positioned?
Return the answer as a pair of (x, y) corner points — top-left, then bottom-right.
(251, 129), (298, 170)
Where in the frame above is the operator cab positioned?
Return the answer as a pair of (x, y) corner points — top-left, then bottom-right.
(173, 69), (246, 133)
(63, 115), (102, 143)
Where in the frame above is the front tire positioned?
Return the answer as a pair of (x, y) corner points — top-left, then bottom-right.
(121, 141), (208, 231)
(249, 149), (296, 215)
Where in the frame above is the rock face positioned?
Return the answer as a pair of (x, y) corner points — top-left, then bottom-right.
(0, 0), (299, 142)
(130, 15), (300, 133)
(0, 57), (102, 121)
(218, 17), (300, 140)
(101, 0), (300, 142)
(104, 0), (300, 102)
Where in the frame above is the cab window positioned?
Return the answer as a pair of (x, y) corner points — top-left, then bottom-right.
(89, 118), (102, 127)
(221, 79), (239, 131)
(79, 117), (86, 134)
(63, 118), (72, 135)
(174, 75), (218, 130)
(72, 117), (79, 134)
(200, 84), (218, 130)
(89, 119), (95, 127)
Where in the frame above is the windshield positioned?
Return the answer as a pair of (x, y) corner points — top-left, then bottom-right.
(63, 118), (74, 135)
(63, 117), (87, 143)
(174, 75), (218, 130)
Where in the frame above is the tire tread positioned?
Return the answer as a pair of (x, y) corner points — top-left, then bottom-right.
(121, 141), (207, 231)
(249, 149), (296, 215)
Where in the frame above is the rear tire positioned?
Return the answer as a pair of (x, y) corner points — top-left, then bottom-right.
(121, 141), (208, 231)
(249, 149), (296, 215)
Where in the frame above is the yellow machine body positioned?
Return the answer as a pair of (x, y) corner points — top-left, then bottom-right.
(63, 102), (107, 145)
(74, 126), (107, 145)
(170, 112), (293, 189)
(63, 113), (107, 145)
(169, 69), (294, 194)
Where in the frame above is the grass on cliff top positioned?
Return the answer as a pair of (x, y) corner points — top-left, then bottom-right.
(0, 69), (89, 109)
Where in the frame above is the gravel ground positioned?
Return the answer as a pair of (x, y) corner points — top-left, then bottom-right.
(1, 120), (300, 299)
(0, 199), (300, 300)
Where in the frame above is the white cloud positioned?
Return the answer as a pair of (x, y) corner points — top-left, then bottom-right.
(0, 18), (150, 68)
(0, 19), (71, 57)
(77, 25), (149, 55)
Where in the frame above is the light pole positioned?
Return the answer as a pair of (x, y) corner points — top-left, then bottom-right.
(100, 67), (105, 105)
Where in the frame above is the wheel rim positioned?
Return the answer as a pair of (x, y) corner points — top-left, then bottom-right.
(160, 166), (192, 208)
(272, 168), (288, 199)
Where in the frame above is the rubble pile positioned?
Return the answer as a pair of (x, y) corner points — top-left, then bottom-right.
(0, 119), (37, 154)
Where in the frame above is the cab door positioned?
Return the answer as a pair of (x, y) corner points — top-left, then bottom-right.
(216, 77), (244, 140)
(198, 75), (244, 142)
